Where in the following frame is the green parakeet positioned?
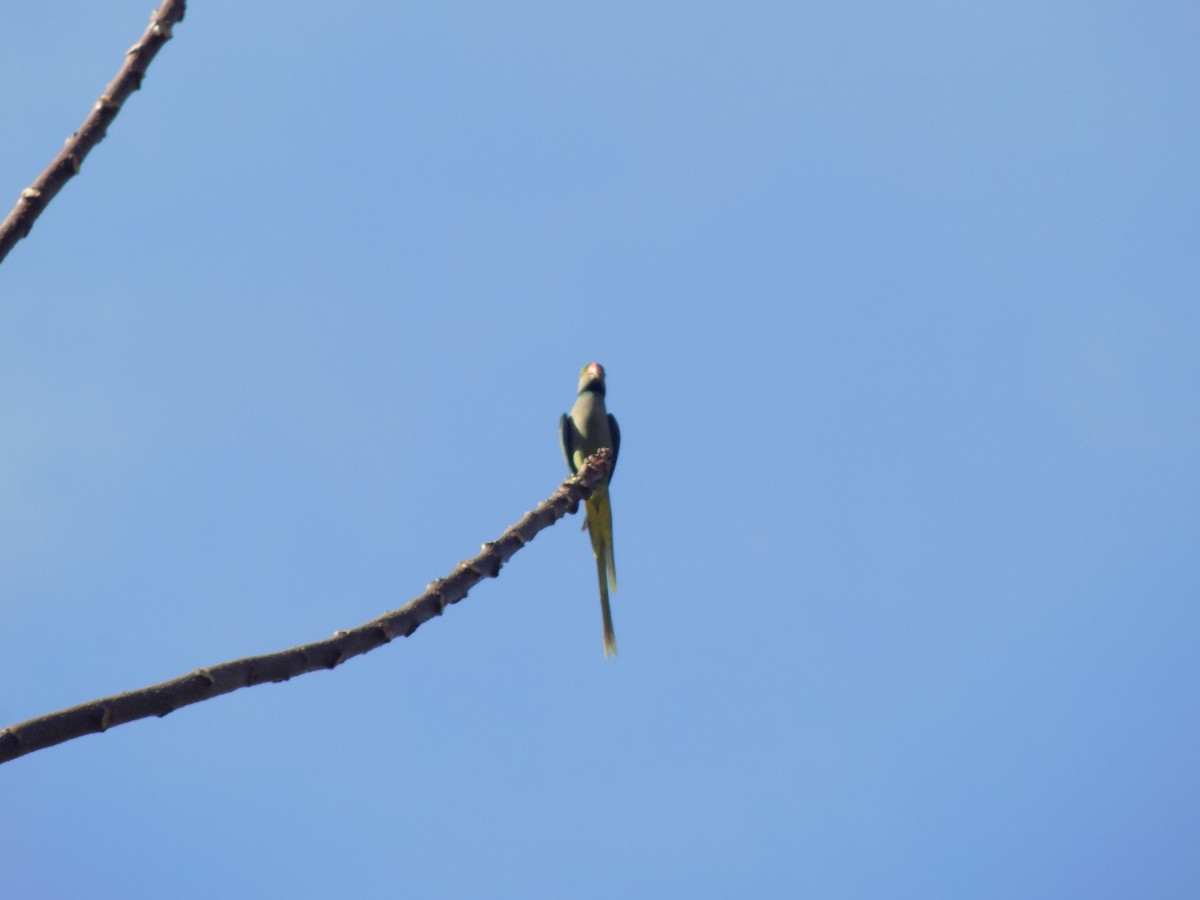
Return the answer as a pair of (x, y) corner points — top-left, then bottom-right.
(559, 362), (621, 657)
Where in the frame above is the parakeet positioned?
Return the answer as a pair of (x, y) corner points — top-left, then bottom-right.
(559, 362), (621, 657)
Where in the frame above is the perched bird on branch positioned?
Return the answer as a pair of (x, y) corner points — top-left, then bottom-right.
(559, 362), (621, 657)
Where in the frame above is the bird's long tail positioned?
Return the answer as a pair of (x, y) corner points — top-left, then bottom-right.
(594, 552), (617, 658)
(586, 492), (618, 658)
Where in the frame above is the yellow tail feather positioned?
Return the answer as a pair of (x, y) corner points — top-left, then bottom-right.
(585, 492), (618, 657)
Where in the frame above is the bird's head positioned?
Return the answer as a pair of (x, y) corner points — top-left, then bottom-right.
(577, 361), (607, 395)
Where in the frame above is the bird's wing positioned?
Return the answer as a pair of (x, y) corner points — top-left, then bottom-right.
(607, 413), (620, 480)
(559, 413), (578, 474)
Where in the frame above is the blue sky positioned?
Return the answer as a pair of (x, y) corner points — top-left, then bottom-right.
(2, 2), (1198, 897)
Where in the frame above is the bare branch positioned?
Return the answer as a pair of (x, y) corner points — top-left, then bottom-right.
(0, 450), (614, 766)
(0, 0), (187, 267)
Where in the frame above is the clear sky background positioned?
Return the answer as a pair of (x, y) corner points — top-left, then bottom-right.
(2, 2), (1198, 897)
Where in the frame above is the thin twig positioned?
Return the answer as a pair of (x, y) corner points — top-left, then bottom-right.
(0, 450), (614, 766)
(0, 0), (187, 267)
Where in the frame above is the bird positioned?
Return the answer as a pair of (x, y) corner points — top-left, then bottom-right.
(559, 362), (621, 657)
